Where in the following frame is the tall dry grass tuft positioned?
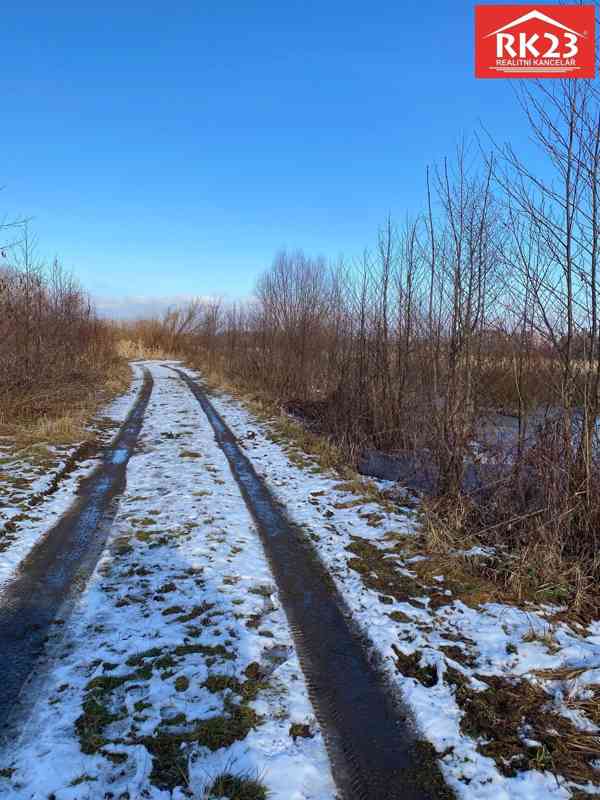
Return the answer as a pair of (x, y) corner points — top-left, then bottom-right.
(116, 338), (175, 361)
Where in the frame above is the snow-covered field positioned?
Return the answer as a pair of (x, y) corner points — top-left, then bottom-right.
(198, 369), (600, 800)
(0, 364), (145, 590)
(0, 363), (335, 800)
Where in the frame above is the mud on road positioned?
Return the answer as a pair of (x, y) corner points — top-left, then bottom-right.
(0, 362), (450, 800)
(174, 367), (448, 800)
(0, 368), (153, 729)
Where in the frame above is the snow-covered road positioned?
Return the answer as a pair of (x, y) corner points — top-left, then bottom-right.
(0, 363), (336, 799)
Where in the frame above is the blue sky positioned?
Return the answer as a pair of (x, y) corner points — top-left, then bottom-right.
(3, 1), (536, 315)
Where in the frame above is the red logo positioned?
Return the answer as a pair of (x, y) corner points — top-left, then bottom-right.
(475, 5), (596, 78)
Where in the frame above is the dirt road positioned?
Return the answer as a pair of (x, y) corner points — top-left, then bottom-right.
(0, 363), (445, 800)
(2, 362), (597, 800)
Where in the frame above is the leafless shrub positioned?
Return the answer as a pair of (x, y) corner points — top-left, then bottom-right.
(0, 232), (121, 429)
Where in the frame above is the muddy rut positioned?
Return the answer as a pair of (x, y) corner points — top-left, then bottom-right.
(0, 368), (153, 728)
(173, 367), (446, 800)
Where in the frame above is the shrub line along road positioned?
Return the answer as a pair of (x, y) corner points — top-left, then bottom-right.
(0, 362), (445, 800)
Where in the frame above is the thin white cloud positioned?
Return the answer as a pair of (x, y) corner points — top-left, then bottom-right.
(94, 294), (214, 320)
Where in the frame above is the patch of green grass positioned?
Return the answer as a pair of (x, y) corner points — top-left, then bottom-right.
(126, 647), (163, 667)
(136, 664), (153, 680)
(249, 585), (272, 598)
(346, 536), (425, 603)
(180, 450), (201, 459)
(175, 675), (189, 692)
(86, 674), (131, 693)
(102, 750), (128, 765)
(140, 705), (261, 791)
(207, 772), (268, 799)
(204, 674), (241, 694)
(175, 601), (214, 623)
(75, 692), (123, 755)
(155, 653), (177, 670)
(112, 537), (133, 556)
(75, 669), (150, 754)
(70, 774), (98, 786)
(162, 605), (186, 616)
(162, 712), (187, 726)
(174, 643), (234, 660)
(289, 723), (313, 741)
(204, 671), (268, 702)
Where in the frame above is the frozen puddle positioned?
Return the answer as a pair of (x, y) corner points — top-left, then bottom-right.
(0, 363), (335, 799)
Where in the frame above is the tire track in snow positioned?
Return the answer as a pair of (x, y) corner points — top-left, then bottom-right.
(174, 367), (448, 800)
(0, 368), (154, 729)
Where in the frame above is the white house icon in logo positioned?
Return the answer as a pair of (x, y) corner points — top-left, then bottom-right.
(484, 8), (585, 70)
(484, 9), (584, 39)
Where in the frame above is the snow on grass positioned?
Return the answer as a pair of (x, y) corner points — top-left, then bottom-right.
(0, 363), (335, 800)
(194, 369), (600, 800)
(0, 365), (145, 591)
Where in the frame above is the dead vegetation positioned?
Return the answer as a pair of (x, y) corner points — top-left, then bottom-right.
(349, 525), (600, 789)
(0, 232), (130, 445)
(448, 671), (600, 787)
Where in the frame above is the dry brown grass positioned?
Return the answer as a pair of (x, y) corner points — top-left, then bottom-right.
(421, 484), (600, 618)
(116, 339), (176, 361)
(0, 359), (132, 448)
(446, 670), (600, 786)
